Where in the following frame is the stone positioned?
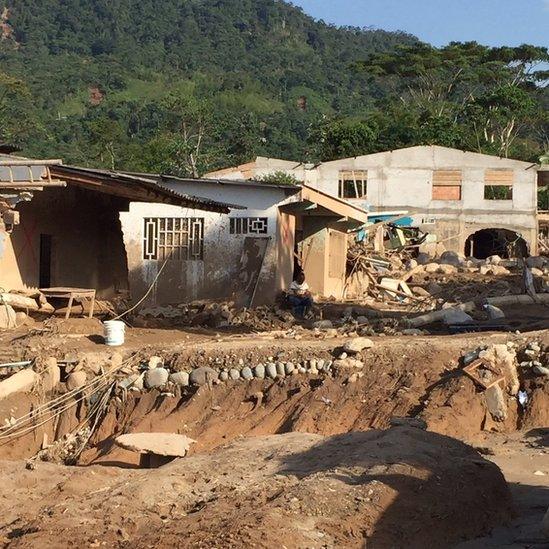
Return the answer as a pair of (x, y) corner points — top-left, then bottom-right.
(479, 344), (519, 396)
(219, 370), (229, 382)
(486, 255), (502, 265)
(533, 365), (549, 377)
(526, 256), (545, 269)
(148, 356), (163, 369)
(441, 308), (474, 325)
(313, 320), (333, 330)
(0, 369), (38, 400)
(490, 265), (511, 276)
(254, 364), (265, 379)
(66, 371), (87, 391)
(276, 362), (286, 377)
(317, 359), (326, 371)
(531, 267), (544, 277)
(169, 371), (189, 386)
(426, 281), (442, 295)
(390, 417), (427, 430)
(229, 368), (241, 380)
(266, 363), (277, 379)
(189, 366), (219, 386)
(115, 433), (195, 457)
(424, 263), (440, 273)
(437, 264), (458, 275)
(484, 304), (506, 320)
(42, 357), (60, 392)
(402, 329), (423, 336)
(284, 362), (295, 375)
(338, 352), (348, 360)
(144, 367), (169, 389)
(439, 251), (463, 267)
(343, 337), (374, 354)
(416, 252), (432, 265)
(241, 367), (253, 380)
(412, 286), (431, 297)
(119, 373), (142, 390)
(485, 384), (507, 421)
(0, 303), (16, 329)
(14, 311), (28, 326)
(298, 367), (306, 374)
(333, 357), (364, 371)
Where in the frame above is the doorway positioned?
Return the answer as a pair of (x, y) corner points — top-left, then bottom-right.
(39, 234), (52, 288)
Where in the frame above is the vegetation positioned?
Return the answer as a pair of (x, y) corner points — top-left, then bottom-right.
(0, 1), (546, 175)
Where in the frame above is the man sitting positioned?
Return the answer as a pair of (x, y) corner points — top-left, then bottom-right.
(288, 271), (313, 318)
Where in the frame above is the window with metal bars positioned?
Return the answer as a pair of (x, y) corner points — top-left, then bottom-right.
(143, 217), (204, 261)
(229, 217), (268, 235)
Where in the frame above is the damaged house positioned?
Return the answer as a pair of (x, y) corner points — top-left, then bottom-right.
(207, 146), (542, 259)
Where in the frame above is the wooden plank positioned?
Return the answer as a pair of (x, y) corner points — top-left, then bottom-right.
(432, 170), (462, 185)
(485, 169), (514, 184)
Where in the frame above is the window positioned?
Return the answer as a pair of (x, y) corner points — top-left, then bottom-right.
(484, 169), (513, 200)
(229, 217), (268, 235)
(338, 170), (367, 199)
(432, 170), (462, 200)
(143, 217), (204, 261)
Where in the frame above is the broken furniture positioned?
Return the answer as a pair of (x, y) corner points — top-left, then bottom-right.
(40, 287), (96, 320)
(114, 432), (195, 468)
(462, 358), (505, 391)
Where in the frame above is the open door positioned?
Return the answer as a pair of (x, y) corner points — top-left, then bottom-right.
(39, 234), (52, 288)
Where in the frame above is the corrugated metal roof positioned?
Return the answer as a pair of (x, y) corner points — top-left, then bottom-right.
(51, 166), (244, 213)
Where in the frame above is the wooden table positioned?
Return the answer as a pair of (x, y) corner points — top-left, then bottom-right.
(39, 287), (96, 319)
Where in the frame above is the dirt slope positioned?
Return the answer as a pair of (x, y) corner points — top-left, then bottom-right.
(0, 426), (513, 549)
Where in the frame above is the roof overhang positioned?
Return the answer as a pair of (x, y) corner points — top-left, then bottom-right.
(50, 166), (239, 213)
(280, 184), (369, 228)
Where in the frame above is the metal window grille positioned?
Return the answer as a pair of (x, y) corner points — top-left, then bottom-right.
(338, 170), (367, 199)
(229, 217), (268, 235)
(143, 217), (204, 261)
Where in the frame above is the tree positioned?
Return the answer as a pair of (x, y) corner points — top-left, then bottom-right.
(257, 171), (299, 185)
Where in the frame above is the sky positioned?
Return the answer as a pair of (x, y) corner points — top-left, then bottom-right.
(291, 0), (549, 47)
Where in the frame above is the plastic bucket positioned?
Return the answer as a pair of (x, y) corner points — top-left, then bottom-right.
(103, 320), (125, 346)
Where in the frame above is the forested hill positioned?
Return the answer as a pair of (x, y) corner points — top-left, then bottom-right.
(0, 0), (546, 176)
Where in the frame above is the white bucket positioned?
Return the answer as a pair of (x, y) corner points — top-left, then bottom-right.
(103, 320), (125, 346)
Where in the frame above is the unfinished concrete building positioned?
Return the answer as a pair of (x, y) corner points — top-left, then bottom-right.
(207, 146), (541, 259)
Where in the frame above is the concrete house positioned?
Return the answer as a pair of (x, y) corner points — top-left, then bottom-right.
(119, 176), (369, 306)
(207, 146), (541, 259)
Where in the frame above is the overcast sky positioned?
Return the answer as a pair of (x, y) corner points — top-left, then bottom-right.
(291, 0), (549, 47)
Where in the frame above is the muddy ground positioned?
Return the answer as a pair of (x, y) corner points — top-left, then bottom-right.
(0, 315), (547, 547)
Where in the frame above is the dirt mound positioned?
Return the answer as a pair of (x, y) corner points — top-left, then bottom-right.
(0, 426), (513, 548)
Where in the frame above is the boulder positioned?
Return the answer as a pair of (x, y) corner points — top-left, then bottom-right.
(0, 293), (39, 311)
(66, 371), (87, 391)
(313, 320), (333, 330)
(486, 255), (502, 265)
(526, 256), (545, 270)
(0, 369), (37, 400)
(441, 308), (474, 325)
(276, 362), (286, 377)
(437, 264), (458, 275)
(115, 433), (195, 457)
(42, 357), (60, 392)
(144, 367), (169, 389)
(266, 363), (277, 379)
(219, 370), (229, 382)
(333, 357), (364, 371)
(531, 268), (544, 277)
(426, 281), (442, 295)
(479, 344), (519, 396)
(439, 251), (463, 267)
(490, 265), (511, 276)
(284, 362), (295, 375)
(485, 385), (507, 421)
(169, 371), (189, 387)
(119, 373), (144, 390)
(416, 252), (432, 265)
(484, 304), (506, 320)
(424, 263), (440, 273)
(189, 367), (219, 386)
(148, 356), (163, 369)
(229, 368), (241, 380)
(241, 367), (253, 380)
(412, 286), (431, 298)
(254, 364), (265, 379)
(343, 337), (374, 354)
(0, 303), (16, 329)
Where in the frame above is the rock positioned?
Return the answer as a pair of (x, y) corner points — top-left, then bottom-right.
(241, 367), (253, 380)
(416, 252), (432, 265)
(0, 303), (16, 329)
(406, 259), (418, 270)
(298, 367), (306, 374)
(266, 363), (277, 379)
(338, 352), (348, 360)
(115, 433), (195, 457)
(486, 255), (502, 265)
(426, 281), (442, 295)
(254, 364), (265, 379)
(66, 371), (87, 391)
(437, 264), (458, 275)
(333, 357), (364, 371)
(219, 370), (229, 382)
(42, 357), (60, 392)
(412, 286), (431, 297)
(531, 267), (544, 277)
(169, 371), (189, 386)
(526, 256), (545, 269)
(229, 368), (241, 380)
(14, 311), (28, 326)
(533, 365), (549, 377)
(439, 251), (464, 267)
(316, 359), (325, 371)
(402, 329), (423, 336)
(480, 344), (519, 395)
(343, 337), (374, 354)
(284, 362), (295, 375)
(144, 367), (169, 389)
(441, 308), (474, 325)
(484, 304), (506, 320)
(189, 367), (219, 386)
(0, 369), (38, 400)
(276, 362), (286, 377)
(491, 265), (511, 276)
(119, 373), (143, 390)
(148, 356), (163, 369)
(485, 384), (507, 421)
(313, 320), (333, 329)
(424, 263), (440, 273)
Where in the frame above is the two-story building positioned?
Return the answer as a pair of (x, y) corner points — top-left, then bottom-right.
(206, 146), (540, 259)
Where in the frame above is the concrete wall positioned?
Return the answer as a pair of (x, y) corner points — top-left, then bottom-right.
(120, 181), (294, 306)
(245, 147), (539, 255)
(0, 187), (129, 298)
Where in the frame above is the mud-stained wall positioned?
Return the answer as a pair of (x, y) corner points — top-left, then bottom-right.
(0, 187), (129, 298)
(120, 182), (295, 307)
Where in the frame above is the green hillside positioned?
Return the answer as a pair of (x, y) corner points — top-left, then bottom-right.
(0, 0), (546, 174)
